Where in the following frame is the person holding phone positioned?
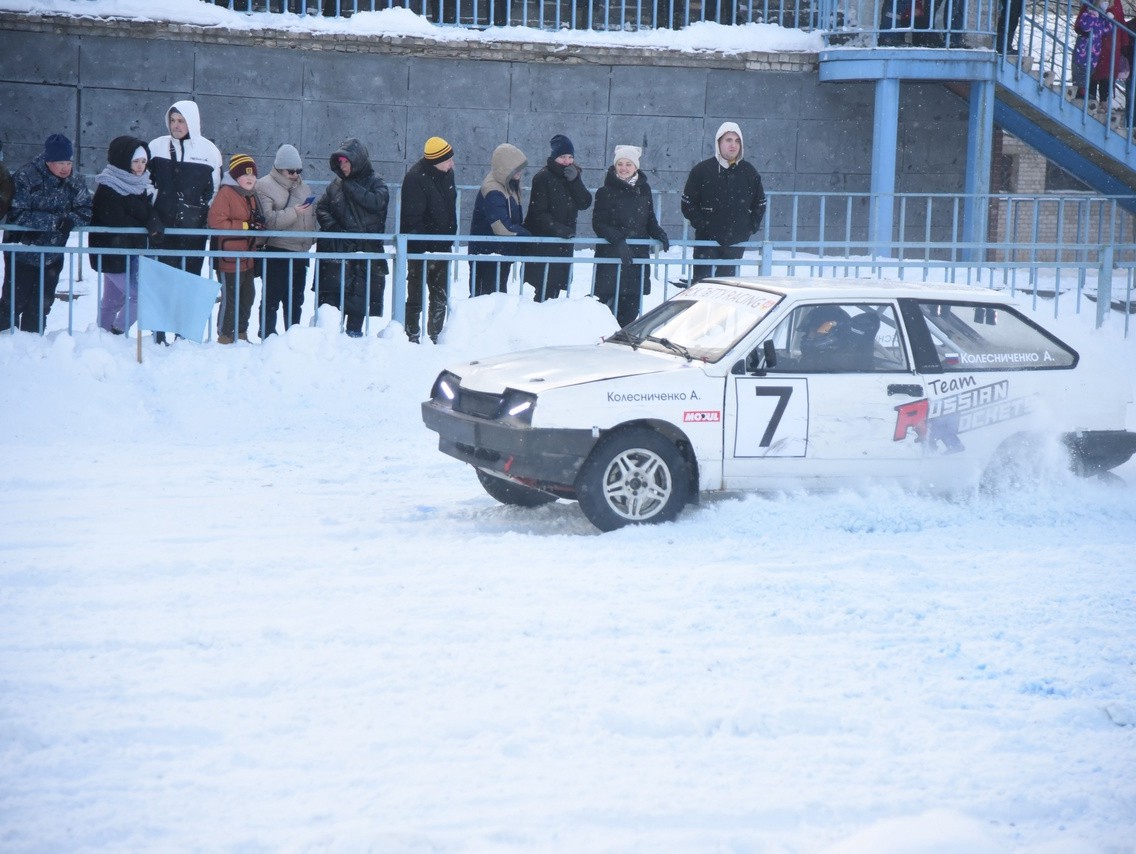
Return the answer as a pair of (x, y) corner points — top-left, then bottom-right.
(254, 143), (317, 335)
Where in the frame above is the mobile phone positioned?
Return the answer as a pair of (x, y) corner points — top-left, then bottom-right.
(303, 195), (316, 206)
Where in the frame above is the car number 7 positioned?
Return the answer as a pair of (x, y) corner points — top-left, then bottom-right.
(753, 387), (794, 448)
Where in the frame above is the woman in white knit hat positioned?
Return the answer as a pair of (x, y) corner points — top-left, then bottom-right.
(591, 144), (669, 327)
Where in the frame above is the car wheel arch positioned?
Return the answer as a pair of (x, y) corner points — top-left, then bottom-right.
(595, 418), (699, 492)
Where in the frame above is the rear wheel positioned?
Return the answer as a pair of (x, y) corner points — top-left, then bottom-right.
(475, 468), (558, 508)
(980, 432), (1061, 493)
(575, 427), (689, 532)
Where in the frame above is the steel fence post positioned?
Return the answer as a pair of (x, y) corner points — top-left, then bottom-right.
(393, 232), (407, 325)
(1097, 243), (1113, 329)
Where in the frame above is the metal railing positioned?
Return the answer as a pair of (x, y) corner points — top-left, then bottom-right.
(207, 0), (824, 28)
(4, 210), (1132, 340)
(995, 2), (1136, 148)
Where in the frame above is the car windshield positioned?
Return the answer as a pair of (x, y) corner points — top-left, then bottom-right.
(611, 282), (783, 363)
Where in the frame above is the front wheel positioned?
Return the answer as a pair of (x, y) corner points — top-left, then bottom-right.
(476, 468), (558, 508)
(575, 427), (690, 532)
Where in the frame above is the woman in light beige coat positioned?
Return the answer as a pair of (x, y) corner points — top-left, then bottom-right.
(255, 143), (317, 335)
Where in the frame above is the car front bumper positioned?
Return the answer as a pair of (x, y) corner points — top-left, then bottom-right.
(422, 401), (599, 488)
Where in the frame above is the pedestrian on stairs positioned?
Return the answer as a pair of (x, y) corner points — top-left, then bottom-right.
(1090, 0), (1130, 111)
(1072, 0), (1115, 102)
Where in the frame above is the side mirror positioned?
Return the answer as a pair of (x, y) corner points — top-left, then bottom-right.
(763, 339), (778, 369)
(741, 340), (778, 375)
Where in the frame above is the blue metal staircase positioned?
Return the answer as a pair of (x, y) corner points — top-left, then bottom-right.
(814, 1), (1136, 242)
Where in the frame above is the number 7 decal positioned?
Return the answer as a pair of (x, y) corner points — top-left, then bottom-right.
(754, 386), (793, 447)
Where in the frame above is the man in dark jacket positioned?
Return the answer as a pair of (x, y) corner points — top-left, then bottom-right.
(680, 121), (766, 285)
(315, 137), (390, 338)
(1, 134), (93, 333)
(400, 136), (457, 343)
(522, 134), (592, 302)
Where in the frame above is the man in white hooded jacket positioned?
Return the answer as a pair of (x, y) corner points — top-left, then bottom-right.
(148, 100), (223, 343)
(680, 121), (766, 285)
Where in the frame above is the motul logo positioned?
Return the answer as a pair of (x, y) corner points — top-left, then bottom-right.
(683, 410), (721, 423)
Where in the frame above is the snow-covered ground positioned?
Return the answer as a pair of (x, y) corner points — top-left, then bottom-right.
(1, 258), (1135, 852)
(2, 3), (1135, 852)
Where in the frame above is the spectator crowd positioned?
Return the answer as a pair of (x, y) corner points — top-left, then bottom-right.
(0, 101), (767, 343)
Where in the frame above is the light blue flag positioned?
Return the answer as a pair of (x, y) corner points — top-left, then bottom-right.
(137, 257), (221, 343)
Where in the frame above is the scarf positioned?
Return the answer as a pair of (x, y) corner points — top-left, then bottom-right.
(97, 164), (155, 199)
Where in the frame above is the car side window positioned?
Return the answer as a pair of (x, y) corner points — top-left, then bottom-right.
(914, 301), (1078, 371)
(764, 303), (908, 373)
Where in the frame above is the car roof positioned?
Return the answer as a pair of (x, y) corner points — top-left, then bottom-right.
(703, 276), (1010, 304)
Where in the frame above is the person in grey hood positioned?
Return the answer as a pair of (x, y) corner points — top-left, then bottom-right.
(315, 137), (389, 338)
(680, 121), (766, 285)
(468, 142), (530, 297)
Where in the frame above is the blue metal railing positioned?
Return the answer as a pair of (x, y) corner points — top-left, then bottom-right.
(4, 193), (1133, 340)
(207, 0), (824, 29)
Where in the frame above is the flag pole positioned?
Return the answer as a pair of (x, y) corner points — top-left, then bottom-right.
(136, 278), (143, 364)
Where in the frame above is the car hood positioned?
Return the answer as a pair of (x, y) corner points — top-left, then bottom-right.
(450, 344), (684, 394)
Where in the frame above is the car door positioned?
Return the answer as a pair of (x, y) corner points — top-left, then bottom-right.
(722, 301), (929, 489)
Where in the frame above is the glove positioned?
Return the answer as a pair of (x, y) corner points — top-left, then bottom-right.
(657, 235), (670, 253)
(562, 164), (579, 182)
(616, 241), (634, 267)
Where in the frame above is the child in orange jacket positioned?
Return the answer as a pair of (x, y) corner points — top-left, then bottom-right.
(208, 153), (265, 343)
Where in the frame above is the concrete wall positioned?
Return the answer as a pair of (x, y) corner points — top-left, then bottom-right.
(0, 11), (971, 239)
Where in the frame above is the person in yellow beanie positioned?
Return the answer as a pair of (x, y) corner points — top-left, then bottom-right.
(208, 153), (265, 344)
(400, 136), (457, 343)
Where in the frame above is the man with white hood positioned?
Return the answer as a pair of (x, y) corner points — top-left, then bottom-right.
(148, 100), (223, 342)
(680, 121), (766, 285)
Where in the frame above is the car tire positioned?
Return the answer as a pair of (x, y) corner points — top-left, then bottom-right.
(475, 468), (558, 508)
(575, 427), (690, 532)
(979, 432), (1058, 493)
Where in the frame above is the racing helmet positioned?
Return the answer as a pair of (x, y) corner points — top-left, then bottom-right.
(799, 305), (851, 364)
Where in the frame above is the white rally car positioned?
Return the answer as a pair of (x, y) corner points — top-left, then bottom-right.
(422, 277), (1136, 531)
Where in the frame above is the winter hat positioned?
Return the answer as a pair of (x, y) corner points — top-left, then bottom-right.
(550, 134), (574, 158)
(228, 153), (257, 181)
(274, 143), (303, 171)
(613, 144), (641, 171)
(44, 133), (73, 162)
(132, 146), (148, 163)
(105, 136), (148, 171)
(424, 136), (454, 164)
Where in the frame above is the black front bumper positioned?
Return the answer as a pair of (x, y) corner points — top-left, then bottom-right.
(1062, 430), (1136, 476)
(422, 401), (599, 488)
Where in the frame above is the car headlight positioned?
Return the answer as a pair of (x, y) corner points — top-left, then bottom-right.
(430, 370), (461, 408)
(498, 388), (537, 426)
